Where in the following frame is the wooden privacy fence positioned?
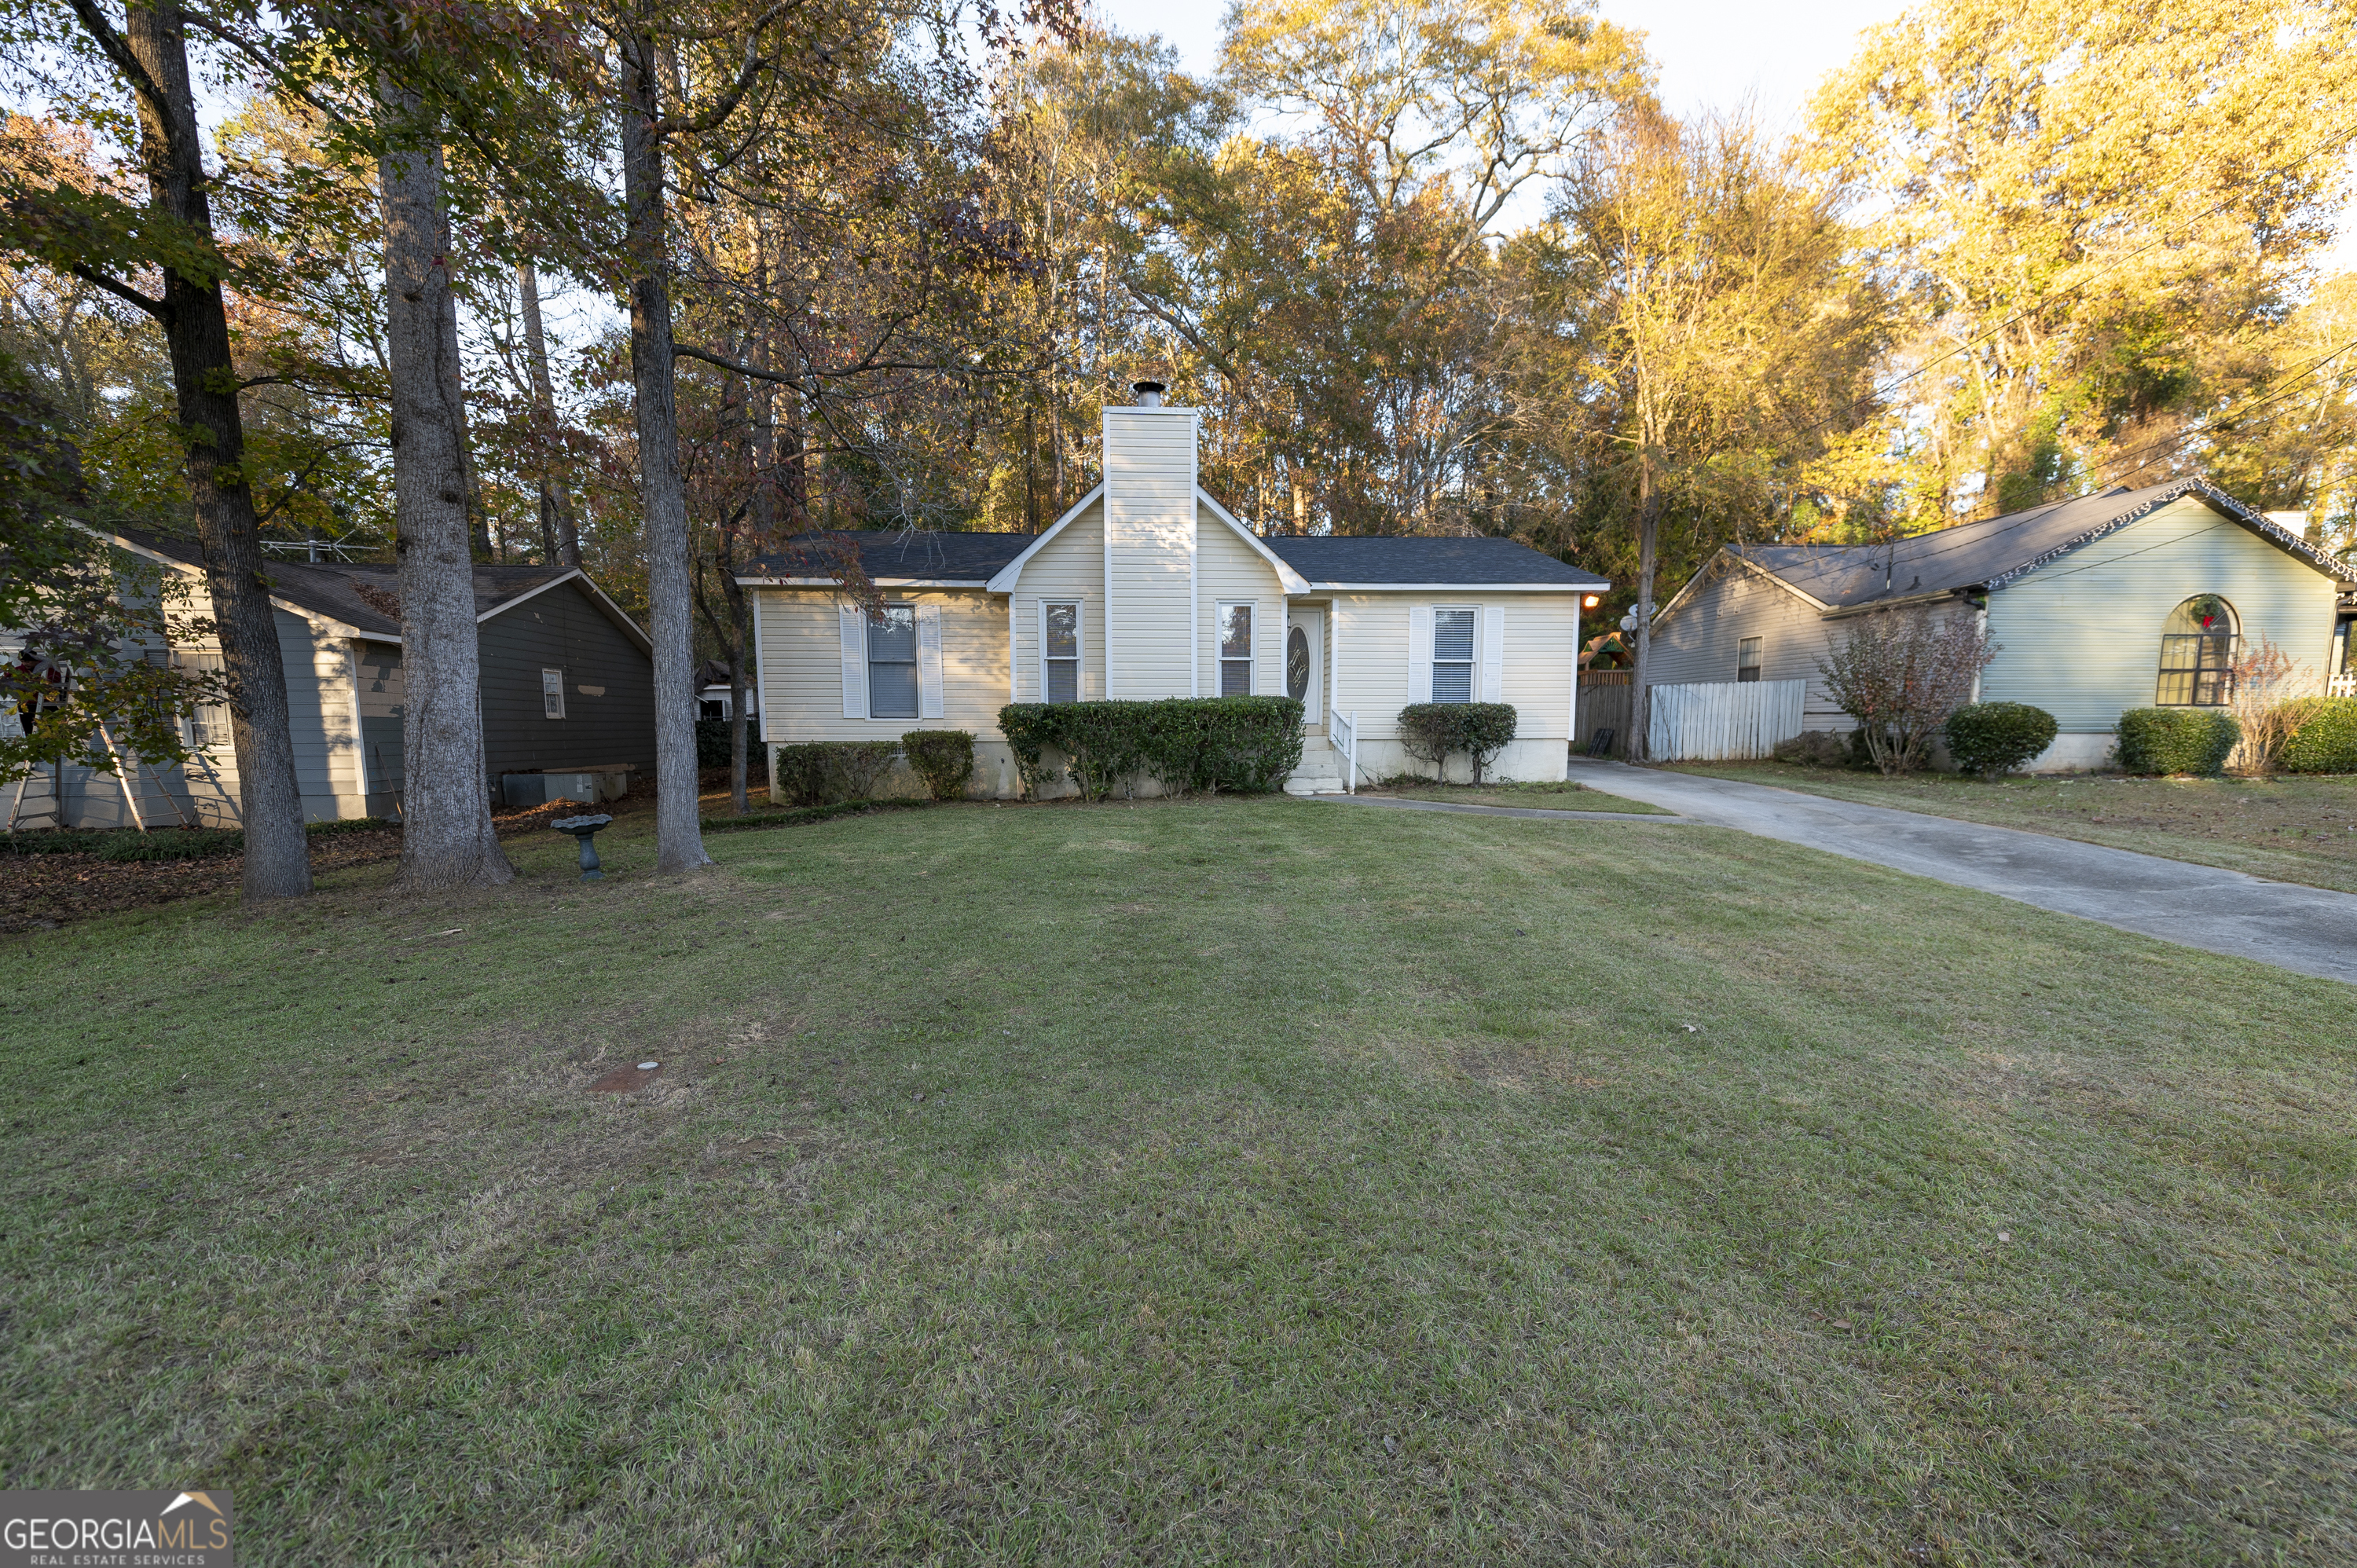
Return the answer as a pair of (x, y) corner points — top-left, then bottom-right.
(1647, 679), (1808, 762)
(1576, 674), (1633, 758)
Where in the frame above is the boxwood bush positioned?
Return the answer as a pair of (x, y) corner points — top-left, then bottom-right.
(771, 740), (901, 806)
(1397, 702), (1519, 783)
(1942, 702), (2058, 777)
(2278, 696), (2357, 774)
(2115, 707), (2238, 776)
(998, 697), (1304, 800)
(900, 730), (977, 800)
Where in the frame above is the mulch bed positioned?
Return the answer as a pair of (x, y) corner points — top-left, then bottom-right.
(0, 794), (643, 934)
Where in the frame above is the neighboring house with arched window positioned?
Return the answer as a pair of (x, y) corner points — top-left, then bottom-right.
(1649, 479), (2352, 771)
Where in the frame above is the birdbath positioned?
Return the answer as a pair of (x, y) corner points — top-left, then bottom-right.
(551, 813), (614, 880)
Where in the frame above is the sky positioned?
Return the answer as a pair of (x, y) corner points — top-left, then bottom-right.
(1089, 0), (1908, 136)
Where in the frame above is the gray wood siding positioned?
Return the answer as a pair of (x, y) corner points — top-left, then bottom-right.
(1983, 496), (2343, 732)
(1651, 560), (1859, 731)
(476, 581), (657, 776)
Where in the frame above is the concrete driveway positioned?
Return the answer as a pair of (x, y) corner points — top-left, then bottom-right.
(1568, 760), (2357, 987)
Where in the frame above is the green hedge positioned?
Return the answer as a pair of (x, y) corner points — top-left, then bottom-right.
(1397, 702), (1519, 783)
(771, 740), (901, 807)
(1943, 702), (2058, 776)
(2278, 697), (2357, 774)
(2115, 708), (2238, 775)
(998, 697), (1304, 800)
(901, 730), (976, 800)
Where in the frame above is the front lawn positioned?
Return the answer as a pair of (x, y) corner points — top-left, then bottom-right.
(1670, 762), (2357, 893)
(6, 797), (2353, 1563)
(1359, 777), (1673, 812)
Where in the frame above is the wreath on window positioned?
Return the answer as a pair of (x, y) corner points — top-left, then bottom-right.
(2187, 593), (2227, 631)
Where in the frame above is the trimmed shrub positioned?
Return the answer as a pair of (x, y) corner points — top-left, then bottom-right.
(901, 730), (977, 800)
(1943, 702), (2058, 777)
(771, 740), (901, 806)
(2115, 708), (2238, 775)
(998, 698), (1304, 800)
(2, 817), (390, 860)
(1771, 730), (1850, 767)
(2278, 696), (2357, 774)
(1397, 702), (1519, 783)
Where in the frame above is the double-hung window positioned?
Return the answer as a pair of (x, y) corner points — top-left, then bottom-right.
(868, 605), (919, 719)
(1431, 608), (1475, 703)
(541, 668), (566, 719)
(174, 650), (230, 747)
(1736, 636), (1763, 683)
(1218, 603), (1254, 695)
(1043, 602), (1080, 703)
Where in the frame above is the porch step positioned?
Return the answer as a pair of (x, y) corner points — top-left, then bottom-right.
(1285, 738), (1348, 797)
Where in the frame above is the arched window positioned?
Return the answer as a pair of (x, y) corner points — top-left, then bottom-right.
(2157, 595), (2238, 706)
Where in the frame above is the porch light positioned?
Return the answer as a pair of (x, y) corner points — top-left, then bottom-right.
(1582, 595), (1600, 608)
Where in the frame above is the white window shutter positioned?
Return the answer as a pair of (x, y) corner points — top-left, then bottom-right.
(917, 603), (944, 719)
(838, 602), (867, 719)
(1408, 605), (1434, 704)
(1481, 605), (1505, 702)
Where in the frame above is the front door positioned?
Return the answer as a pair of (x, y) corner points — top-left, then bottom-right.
(1285, 607), (1323, 726)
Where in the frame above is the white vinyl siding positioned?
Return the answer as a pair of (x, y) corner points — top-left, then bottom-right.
(1010, 497), (1106, 703)
(769, 588), (1009, 739)
(1194, 503), (1285, 694)
(1983, 496), (2341, 732)
(1101, 407), (1198, 697)
(1333, 592), (1582, 780)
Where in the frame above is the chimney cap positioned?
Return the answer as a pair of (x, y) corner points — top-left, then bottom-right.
(1131, 379), (1166, 407)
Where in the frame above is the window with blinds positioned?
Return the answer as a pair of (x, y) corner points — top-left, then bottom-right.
(1737, 636), (1763, 683)
(1218, 603), (1253, 696)
(868, 605), (918, 719)
(1043, 602), (1080, 704)
(1431, 608), (1475, 703)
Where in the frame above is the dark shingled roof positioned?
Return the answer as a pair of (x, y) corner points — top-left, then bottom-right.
(106, 526), (610, 640)
(1724, 478), (2347, 610)
(1263, 533), (1607, 587)
(741, 529), (1039, 584)
(740, 526), (1604, 588)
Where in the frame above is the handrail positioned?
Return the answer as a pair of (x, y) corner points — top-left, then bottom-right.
(1331, 709), (1359, 793)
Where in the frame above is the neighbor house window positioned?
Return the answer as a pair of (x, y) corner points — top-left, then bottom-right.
(1043, 602), (1080, 704)
(1737, 636), (1763, 683)
(541, 668), (566, 719)
(174, 650), (229, 747)
(1431, 608), (1475, 703)
(1218, 603), (1253, 695)
(868, 604), (918, 719)
(2156, 595), (2238, 706)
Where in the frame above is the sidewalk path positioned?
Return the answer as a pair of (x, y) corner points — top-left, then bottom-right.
(1564, 760), (2357, 986)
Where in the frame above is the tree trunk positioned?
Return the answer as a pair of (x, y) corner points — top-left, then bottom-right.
(621, 35), (713, 874)
(378, 82), (514, 892)
(518, 258), (581, 566)
(123, 2), (310, 899)
(1629, 450), (1659, 764)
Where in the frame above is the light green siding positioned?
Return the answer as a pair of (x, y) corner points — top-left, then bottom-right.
(1983, 496), (2341, 733)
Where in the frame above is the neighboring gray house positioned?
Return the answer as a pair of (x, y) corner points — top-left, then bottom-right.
(1648, 478), (2352, 770)
(5, 528), (654, 829)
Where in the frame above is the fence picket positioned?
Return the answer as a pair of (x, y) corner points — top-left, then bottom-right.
(1645, 679), (1808, 761)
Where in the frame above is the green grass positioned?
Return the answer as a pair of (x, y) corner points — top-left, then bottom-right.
(5, 797), (2355, 1564)
(1669, 763), (2357, 892)
(1363, 778), (1673, 812)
